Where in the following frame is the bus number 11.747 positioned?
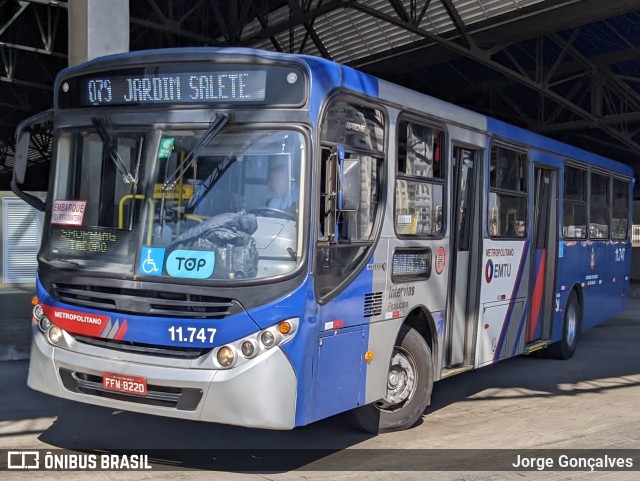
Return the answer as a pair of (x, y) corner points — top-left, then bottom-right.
(168, 326), (217, 344)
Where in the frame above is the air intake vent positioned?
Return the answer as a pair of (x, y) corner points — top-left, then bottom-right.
(73, 335), (210, 359)
(52, 283), (241, 319)
(364, 292), (383, 318)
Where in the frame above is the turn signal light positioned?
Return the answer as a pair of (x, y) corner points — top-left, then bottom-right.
(364, 351), (375, 361)
(278, 321), (293, 335)
(31, 296), (39, 306)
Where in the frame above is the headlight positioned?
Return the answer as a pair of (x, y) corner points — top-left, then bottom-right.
(260, 330), (276, 348)
(33, 304), (44, 321)
(212, 318), (299, 369)
(48, 326), (63, 345)
(39, 316), (52, 332)
(216, 346), (236, 367)
(240, 340), (257, 358)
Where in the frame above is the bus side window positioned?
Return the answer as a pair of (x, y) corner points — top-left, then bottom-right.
(488, 146), (527, 238)
(612, 178), (630, 240)
(395, 120), (445, 237)
(563, 164), (587, 239)
(589, 172), (610, 239)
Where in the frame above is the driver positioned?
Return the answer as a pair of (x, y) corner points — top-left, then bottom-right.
(266, 164), (297, 212)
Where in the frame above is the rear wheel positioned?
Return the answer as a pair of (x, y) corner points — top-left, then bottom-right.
(351, 325), (433, 433)
(546, 290), (580, 359)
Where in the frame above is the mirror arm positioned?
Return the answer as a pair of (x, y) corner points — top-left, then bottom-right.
(11, 109), (53, 212)
(10, 179), (45, 212)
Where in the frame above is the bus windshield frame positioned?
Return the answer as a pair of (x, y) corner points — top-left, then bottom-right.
(41, 120), (309, 284)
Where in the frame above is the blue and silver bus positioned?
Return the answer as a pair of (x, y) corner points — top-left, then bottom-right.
(12, 47), (632, 433)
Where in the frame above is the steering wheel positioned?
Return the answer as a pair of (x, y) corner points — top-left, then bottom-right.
(249, 207), (296, 220)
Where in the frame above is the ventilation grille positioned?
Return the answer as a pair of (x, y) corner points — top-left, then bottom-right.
(73, 335), (210, 359)
(364, 292), (383, 318)
(52, 283), (241, 319)
(2, 198), (43, 284)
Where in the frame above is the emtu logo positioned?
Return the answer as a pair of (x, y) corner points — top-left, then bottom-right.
(485, 259), (494, 283)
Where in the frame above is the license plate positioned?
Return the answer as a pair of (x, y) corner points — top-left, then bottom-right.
(102, 372), (148, 396)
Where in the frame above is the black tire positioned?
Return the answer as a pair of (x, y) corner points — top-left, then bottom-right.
(546, 290), (581, 360)
(350, 325), (434, 434)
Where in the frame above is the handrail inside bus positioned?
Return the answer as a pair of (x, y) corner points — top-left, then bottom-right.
(118, 195), (155, 245)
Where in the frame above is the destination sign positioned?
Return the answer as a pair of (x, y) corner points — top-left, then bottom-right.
(48, 225), (135, 264)
(84, 71), (266, 105)
(57, 63), (306, 108)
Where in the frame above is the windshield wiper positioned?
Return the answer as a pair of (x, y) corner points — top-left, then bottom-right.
(187, 154), (236, 211)
(92, 117), (137, 184)
(162, 113), (230, 192)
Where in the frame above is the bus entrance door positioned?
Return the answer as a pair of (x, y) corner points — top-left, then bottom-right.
(527, 166), (559, 344)
(445, 146), (481, 368)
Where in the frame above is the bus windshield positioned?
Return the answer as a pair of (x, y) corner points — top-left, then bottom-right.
(42, 126), (306, 282)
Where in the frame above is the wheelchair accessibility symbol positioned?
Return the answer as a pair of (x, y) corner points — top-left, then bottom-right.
(140, 247), (165, 276)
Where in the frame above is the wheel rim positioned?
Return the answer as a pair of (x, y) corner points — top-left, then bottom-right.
(375, 347), (417, 412)
(566, 302), (577, 347)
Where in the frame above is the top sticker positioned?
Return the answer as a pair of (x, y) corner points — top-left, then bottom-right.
(51, 200), (87, 226)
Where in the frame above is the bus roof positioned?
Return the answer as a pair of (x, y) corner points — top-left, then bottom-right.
(58, 46), (632, 177)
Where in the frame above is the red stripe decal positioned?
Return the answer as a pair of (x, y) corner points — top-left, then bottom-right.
(528, 249), (547, 341)
(114, 320), (128, 340)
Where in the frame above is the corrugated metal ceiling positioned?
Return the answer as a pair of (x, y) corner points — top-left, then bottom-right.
(247, 0), (549, 63)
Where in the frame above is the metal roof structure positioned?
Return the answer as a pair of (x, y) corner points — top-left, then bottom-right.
(1, 0), (640, 188)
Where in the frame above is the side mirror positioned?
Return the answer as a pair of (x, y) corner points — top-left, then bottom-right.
(14, 130), (31, 185)
(11, 110), (53, 212)
(337, 146), (361, 212)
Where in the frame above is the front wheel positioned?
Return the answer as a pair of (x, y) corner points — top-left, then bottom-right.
(350, 325), (433, 433)
(546, 290), (581, 359)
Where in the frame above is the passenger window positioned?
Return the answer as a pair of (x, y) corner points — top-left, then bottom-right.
(589, 172), (610, 239)
(488, 145), (527, 238)
(563, 165), (588, 239)
(611, 178), (629, 241)
(395, 121), (444, 236)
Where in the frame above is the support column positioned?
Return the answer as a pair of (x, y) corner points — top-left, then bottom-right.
(68, 0), (129, 66)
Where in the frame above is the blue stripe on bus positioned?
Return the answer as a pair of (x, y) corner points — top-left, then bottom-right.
(512, 300), (529, 357)
(493, 240), (529, 362)
(486, 117), (633, 177)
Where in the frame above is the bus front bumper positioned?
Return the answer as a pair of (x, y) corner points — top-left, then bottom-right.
(27, 325), (298, 430)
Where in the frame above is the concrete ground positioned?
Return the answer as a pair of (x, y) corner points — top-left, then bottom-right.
(0, 300), (639, 480)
